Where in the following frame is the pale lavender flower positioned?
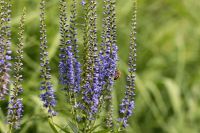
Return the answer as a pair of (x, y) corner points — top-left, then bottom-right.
(81, 0), (86, 6)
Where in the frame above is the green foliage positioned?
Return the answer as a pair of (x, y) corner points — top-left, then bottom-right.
(48, 120), (59, 133)
(0, 0), (200, 133)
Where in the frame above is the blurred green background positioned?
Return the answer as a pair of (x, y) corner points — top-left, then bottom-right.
(1, 0), (200, 133)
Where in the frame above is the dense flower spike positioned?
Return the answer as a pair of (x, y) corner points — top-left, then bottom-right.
(81, 0), (102, 121)
(87, 0), (101, 118)
(118, 0), (137, 128)
(59, 0), (69, 86)
(7, 8), (26, 129)
(39, 0), (57, 116)
(100, 0), (118, 128)
(69, 0), (81, 94)
(81, 0), (90, 82)
(0, 0), (138, 132)
(59, 0), (81, 107)
(0, 0), (12, 100)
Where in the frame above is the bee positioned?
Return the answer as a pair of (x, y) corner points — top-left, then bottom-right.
(114, 69), (121, 80)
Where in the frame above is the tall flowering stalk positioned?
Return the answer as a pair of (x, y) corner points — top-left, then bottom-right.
(81, 0), (90, 88)
(0, 0), (138, 132)
(59, 0), (68, 86)
(100, 0), (118, 128)
(59, 0), (82, 118)
(39, 0), (57, 116)
(0, 0), (12, 100)
(69, 0), (81, 95)
(118, 0), (137, 129)
(75, 0), (104, 132)
(7, 8), (26, 130)
(57, 0), (137, 132)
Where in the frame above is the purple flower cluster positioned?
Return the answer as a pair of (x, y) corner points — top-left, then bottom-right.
(59, 0), (81, 96)
(0, 0), (12, 100)
(69, 0), (82, 94)
(39, 0), (57, 116)
(60, 46), (75, 90)
(7, 98), (23, 128)
(99, 0), (118, 128)
(74, 59), (81, 93)
(80, 0), (103, 120)
(118, 0), (137, 128)
(1, 0), (137, 132)
(58, 0), (137, 131)
(118, 75), (136, 128)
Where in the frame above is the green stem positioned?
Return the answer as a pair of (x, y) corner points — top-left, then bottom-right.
(8, 125), (12, 133)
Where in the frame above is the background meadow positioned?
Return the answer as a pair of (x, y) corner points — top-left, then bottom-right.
(1, 0), (200, 133)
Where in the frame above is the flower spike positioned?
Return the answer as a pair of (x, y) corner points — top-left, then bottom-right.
(118, 0), (137, 129)
(0, 0), (12, 100)
(7, 7), (26, 129)
(39, 0), (57, 116)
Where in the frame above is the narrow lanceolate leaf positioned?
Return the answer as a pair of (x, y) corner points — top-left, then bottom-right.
(48, 120), (59, 133)
(118, 0), (137, 129)
(67, 121), (79, 133)
(7, 8), (26, 129)
(54, 123), (70, 133)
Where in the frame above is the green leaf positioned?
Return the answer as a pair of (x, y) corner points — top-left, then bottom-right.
(67, 121), (79, 133)
(94, 129), (110, 133)
(88, 124), (101, 132)
(54, 123), (70, 133)
(48, 120), (59, 133)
